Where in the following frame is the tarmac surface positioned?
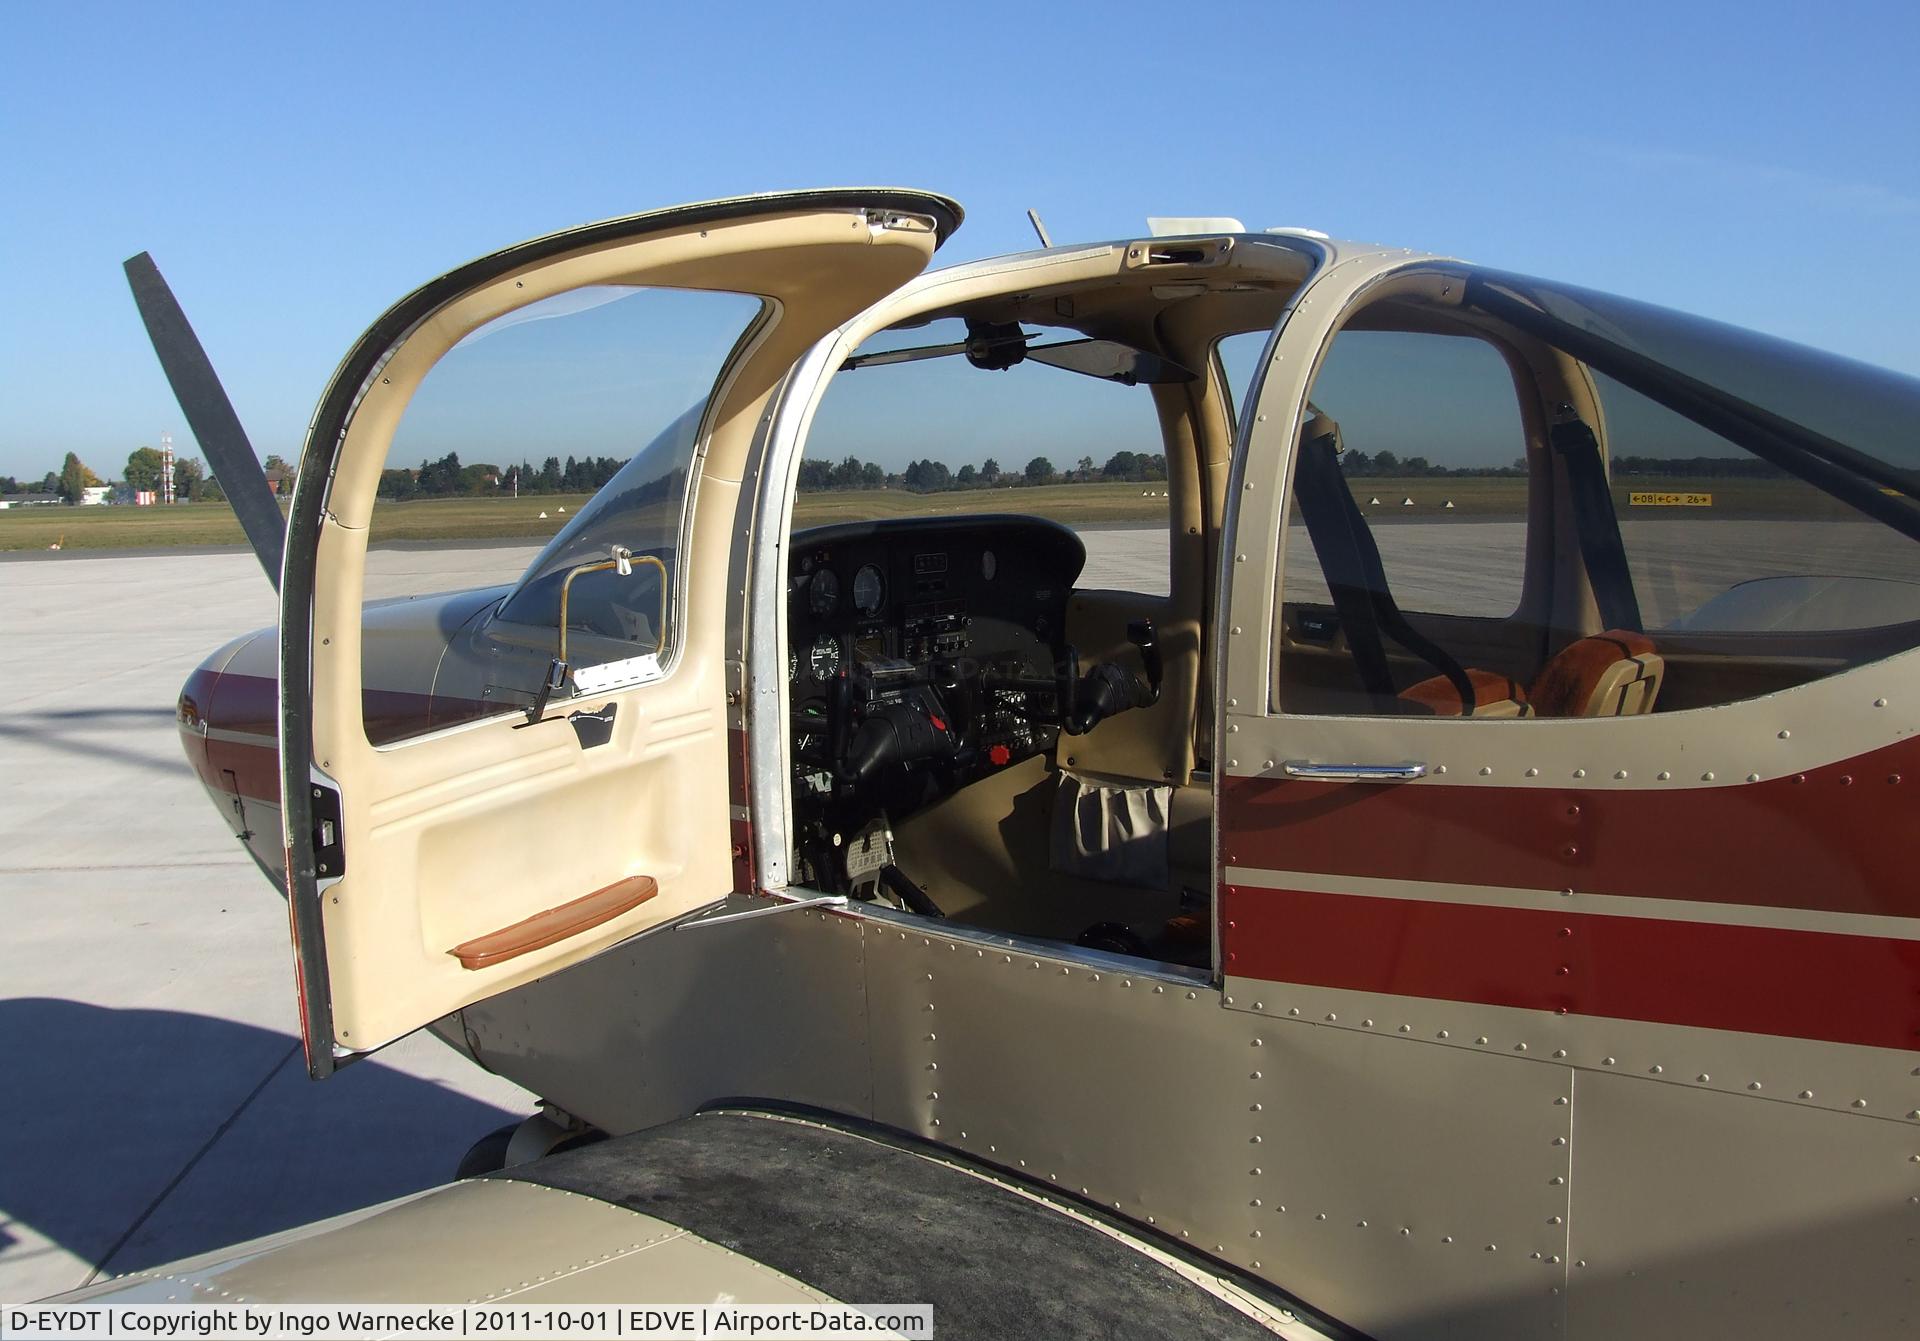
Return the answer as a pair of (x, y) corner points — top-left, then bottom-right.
(0, 527), (1171, 1303)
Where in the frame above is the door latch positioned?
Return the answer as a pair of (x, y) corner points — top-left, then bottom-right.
(311, 783), (345, 877)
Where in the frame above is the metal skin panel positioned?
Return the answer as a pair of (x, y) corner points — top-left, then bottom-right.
(1220, 975), (1920, 1127)
(459, 900), (871, 1136)
(861, 923), (1570, 1340)
(862, 926), (1250, 1242)
(1213, 976), (1920, 1339)
(1565, 1071), (1920, 1341)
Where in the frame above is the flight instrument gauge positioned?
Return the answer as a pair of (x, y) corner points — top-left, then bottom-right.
(808, 568), (840, 616)
(810, 634), (842, 682)
(852, 563), (885, 616)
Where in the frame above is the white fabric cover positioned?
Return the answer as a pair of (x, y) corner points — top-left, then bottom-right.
(1049, 770), (1173, 889)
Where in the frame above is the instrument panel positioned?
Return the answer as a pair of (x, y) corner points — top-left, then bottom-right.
(786, 515), (1086, 811)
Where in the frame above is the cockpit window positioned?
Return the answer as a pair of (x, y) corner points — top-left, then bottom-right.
(803, 317), (1173, 596)
(361, 285), (764, 745)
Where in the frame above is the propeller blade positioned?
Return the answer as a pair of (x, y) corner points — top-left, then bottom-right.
(123, 252), (285, 590)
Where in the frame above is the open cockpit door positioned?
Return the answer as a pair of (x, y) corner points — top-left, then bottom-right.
(282, 191), (959, 1074)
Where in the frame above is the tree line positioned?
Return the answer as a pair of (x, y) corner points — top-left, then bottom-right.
(10, 445), (1810, 511)
(372, 448), (1178, 500)
(377, 452), (624, 499)
(1610, 455), (1786, 478)
(1337, 451), (1527, 478)
(1334, 453), (1805, 479)
(800, 449), (1171, 493)
(0, 449), (218, 504)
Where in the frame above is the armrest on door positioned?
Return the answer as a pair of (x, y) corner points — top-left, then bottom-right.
(448, 875), (658, 971)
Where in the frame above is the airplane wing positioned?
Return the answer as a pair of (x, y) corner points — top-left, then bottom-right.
(42, 1110), (1336, 1339)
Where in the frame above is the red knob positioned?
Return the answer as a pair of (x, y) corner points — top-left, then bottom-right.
(988, 744), (1012, 767)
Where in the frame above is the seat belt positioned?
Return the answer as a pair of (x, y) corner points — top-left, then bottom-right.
(1550, 409), (1643, 632)
(1293, 410), (1477, 712)
(1293, 415), (1396, 709)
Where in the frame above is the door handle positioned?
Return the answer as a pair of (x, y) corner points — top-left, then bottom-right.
(1282, 760), (1427, 782)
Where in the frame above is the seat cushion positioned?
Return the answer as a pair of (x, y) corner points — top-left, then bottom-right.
(1399, 667), (1532, 718)
(1530, 629), (1663, 717)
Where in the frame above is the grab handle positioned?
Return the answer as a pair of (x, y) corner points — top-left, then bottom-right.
(1281, 760), (1427, 782)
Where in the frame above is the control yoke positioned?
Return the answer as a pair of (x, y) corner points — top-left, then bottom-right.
(828, 668), (957, 786)
(1061, 619), (1162, 736)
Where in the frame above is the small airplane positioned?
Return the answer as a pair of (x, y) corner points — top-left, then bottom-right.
(55, 189), (1920, 1338)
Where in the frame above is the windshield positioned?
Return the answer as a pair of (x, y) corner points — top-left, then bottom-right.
(1463, 270), (1920, 521)
(496, 401), (703, 644)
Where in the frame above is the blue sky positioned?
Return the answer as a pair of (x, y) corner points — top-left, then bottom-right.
(2, 2), (1917, 481)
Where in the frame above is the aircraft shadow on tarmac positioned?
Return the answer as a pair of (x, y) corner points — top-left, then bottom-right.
(0, 708), (185, 778)
(0, 998), (522, 1287)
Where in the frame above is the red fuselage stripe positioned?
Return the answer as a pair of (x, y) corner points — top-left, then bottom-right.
(1221, 884), (1920, 1051)
(1219, 734), (1920, 920)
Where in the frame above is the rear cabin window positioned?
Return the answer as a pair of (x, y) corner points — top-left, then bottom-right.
(1221, 329), (1530, 617)
(1250, 269), (1920, 721)
(1287, 329), (1529, 619)
(1597, 370), (1920, 633)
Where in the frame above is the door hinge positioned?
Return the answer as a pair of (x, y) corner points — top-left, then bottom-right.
(311, 783), (345, 878)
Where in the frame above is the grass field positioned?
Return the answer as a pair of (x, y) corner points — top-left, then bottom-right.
(0, 483), (1175, 552)
(0, 475), (1867, 552)
(792, 481), (1171, 528)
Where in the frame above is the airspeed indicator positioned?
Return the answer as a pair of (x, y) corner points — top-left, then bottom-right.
(810, 635), (842, 681)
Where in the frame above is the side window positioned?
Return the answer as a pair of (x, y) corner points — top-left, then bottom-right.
(361, 286), (764, 744)
(1594, 371), (1920, 710)
(1292, 330), (1530, 617)
(1248, 267), (1920, 725)
(1262, 326), (1535, 717)
(1226, 328), (1531, 620)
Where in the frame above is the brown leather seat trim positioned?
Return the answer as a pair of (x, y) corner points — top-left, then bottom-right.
(1530, 629), (1658, 718)
(448, 875), (658, 970)
(1399, 667), (1529, 717)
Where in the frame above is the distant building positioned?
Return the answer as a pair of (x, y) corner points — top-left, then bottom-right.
(79, 485), (113, 506)
(0, 493), (61, 509)
(264, 467), (292, 496)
